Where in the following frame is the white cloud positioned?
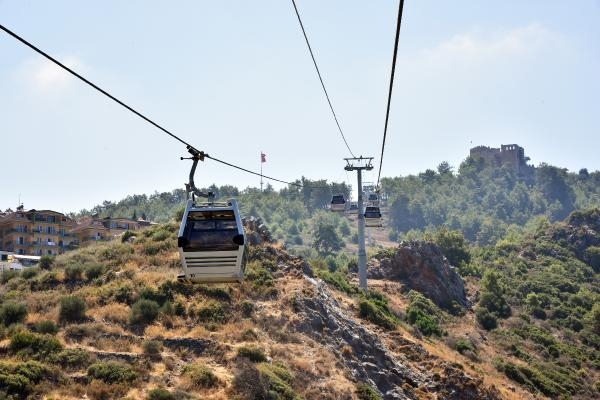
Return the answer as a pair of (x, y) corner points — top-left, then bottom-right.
(19, 55), (86, 92)
(416, 22), (564, 69)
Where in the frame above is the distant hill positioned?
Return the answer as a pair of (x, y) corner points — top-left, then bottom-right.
(75, 158), (600, 250)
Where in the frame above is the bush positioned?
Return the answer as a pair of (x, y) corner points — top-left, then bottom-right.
(129, 299), (160, 325)
(38, 255), (54, 270)
(237, 346), (268, 363)
(51, 348), (93, 370)
(183, 364), (219, 389)
(64, 264), (84, 282)
(21, 267), (39, 279)
(147, 388), (175, 400)
(143, 340), (163, 357)
(34, 320), (58, 335)
(356, 382), (383, 400)
(87, 361), (137, 384)
(0, 301), (28, 327)
(59, 296), (86, 323)
(10, 330), (63, 359)
(406, 308), (442, 336)
(476, 307), (497, 330)
(406, 292), (443, 336)
(196, 301), (227, 324)
(358, 296), (397, 331)
(85, 263), (105, 282)
(121, 230), (136, 243)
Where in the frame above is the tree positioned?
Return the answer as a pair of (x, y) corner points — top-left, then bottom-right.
(313, 222), (344, 254)
(437, 161), (453, 175)
(431, 228), (471, 266)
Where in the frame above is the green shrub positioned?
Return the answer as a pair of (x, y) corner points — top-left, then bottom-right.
(147, 388), (175, 400)
(64, 264), (84, 282)
(241, 300), (254, 317)
(183, 364), (219, 388)
(406, 292), (443, 336)
(15, 360), (49, 383)
(256, 362), (299, 399)
(87, 361), (137, 384)
(197, 301), (227, 324)
(1, 270), (20, 284)
(407, 308), (442, 336)
(143, 340), (163, 357)
(152, 229), (170, 242)
(237, 346), (268, 363)
(59, 296), (86, 323)
(318, 270), (358, 295)
(10, 330), (63, 359)
(475, 307), (497, 330)
(129, 299), (160, 325)
(358, 299), (397, 330)
(21, 267), (39, 280)
(0, 301), (28, 327)
(0, 370), (32, 396)
(356, 382), (382, 400)
(51, 348), (93, 370)
(453, 338), (476, 354)
(38, 255), (54, 270)
(121, 230), (136, 243)
(85, 263), (105, 282)
(34, 320), (58, 335)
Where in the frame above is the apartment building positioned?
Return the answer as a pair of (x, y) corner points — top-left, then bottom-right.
(0, 207), (76, 256)
(0, 207), (144, 256)
(71, 216), (141, 245)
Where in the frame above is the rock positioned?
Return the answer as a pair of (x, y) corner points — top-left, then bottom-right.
(369, 241), (468, 310)
(294, 279), (425, 399)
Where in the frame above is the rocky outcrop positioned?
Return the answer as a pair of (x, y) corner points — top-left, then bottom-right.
(294, 278), (424, 399)
(292, 278), (500, 400)
(243, 216), (272, 245)
(369, 241), (468, 310)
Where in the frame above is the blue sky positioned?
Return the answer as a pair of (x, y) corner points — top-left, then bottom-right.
(1, 1), (599, 213)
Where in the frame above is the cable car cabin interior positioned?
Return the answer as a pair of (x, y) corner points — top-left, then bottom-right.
(330, 194), (346, 212)
(177, 199), (246, 283)
(364, 206), (382, 227)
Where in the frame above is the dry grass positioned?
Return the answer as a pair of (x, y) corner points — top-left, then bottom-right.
(90, 303), (130, 324)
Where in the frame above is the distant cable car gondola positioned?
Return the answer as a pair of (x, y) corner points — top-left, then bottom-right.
(347, 202), (359, 214)
(364, 206), (382, 227)
(367, 193), (379, 206)
(330, 194), (346, 212)
(177, 148), (246, 283)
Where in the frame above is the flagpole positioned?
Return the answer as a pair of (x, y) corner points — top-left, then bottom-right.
(260, 152), (263, 192)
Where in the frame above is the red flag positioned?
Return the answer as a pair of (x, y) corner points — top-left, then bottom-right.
(261, 152), (266, 163)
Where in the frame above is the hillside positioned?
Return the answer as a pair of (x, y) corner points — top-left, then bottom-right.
(1, 210), (599, 399)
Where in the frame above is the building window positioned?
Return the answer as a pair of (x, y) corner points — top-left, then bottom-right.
(47, 216), (56, 223)
(17, 237), (24, 245)
(18, 249), (24, 255)
(46, 226), (55, 234)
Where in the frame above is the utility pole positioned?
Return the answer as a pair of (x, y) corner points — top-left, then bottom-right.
(344, 156), (373, 291)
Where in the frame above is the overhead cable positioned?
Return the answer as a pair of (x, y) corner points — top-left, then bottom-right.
(0, 23), (309, 189)
(376, 0), (405, 188)
(290, 0), (356, 158)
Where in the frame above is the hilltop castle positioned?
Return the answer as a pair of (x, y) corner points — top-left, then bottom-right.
(469, 144), (531, 173)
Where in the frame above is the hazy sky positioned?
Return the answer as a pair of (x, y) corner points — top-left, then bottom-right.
(1, 1), (599, 213)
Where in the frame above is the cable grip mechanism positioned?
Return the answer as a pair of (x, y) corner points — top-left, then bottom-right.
(181, 146), (214, 203)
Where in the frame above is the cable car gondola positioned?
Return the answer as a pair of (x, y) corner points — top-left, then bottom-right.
(367, 193), (379, 206)
(177, 148), (246, 283)
(330, 194), (346, 212)
(347, 202), (359, 214)
(364, 206), (382, 227)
